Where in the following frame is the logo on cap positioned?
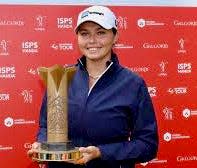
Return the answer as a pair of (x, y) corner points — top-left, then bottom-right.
(81, 11), (104, 19)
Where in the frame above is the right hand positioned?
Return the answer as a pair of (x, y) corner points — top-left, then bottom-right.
(27, 142), (47, 168)
(27, 142), (40, 158)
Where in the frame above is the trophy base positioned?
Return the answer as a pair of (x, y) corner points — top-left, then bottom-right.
(32, 142), (82, 162)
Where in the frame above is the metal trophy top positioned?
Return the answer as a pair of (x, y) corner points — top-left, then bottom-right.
(31, 64), (81, 162)
(38, 64), (76, 143)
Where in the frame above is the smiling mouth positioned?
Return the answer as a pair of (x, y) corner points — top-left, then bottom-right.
(87, 47), (101, 51)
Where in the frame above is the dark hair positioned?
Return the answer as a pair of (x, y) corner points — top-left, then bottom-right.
(112, 28), (117, 35)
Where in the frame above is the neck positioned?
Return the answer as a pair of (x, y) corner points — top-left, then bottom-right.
(86, 55), (111, 78)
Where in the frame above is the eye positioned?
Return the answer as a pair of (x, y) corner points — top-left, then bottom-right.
(97, 31), (106, 35)
(79, 31), (89, 37)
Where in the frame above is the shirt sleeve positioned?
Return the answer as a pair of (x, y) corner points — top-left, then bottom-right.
(98, 79), (158, 163)
(36, 92), (47, 142)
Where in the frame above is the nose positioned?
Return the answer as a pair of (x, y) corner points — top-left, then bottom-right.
(89, 34), (97, 43)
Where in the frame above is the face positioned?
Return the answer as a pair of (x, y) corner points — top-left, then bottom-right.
(77, 22), (118, 62)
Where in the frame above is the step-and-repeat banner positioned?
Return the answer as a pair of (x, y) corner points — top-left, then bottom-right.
(0, 5), (196, 168)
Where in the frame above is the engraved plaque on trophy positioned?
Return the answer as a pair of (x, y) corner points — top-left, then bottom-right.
(32, 64), (81, 162)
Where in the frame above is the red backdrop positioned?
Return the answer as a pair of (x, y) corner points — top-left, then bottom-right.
(0, 5), (196, 168)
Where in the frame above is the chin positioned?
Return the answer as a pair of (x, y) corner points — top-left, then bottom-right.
(86, 54), (101, 60)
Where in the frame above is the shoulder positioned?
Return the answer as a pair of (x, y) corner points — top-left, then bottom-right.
(120, 66), (145, 85)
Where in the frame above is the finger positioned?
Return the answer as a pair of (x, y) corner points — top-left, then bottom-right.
(76, 158), (86, 165)
(79, 146), (93, 153)
(27, 149), (34, 158)
(32, 142), (40, 149)
(39, 164), (47, 168)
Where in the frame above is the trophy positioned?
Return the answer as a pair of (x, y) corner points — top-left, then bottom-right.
(32, 64), (81, 162)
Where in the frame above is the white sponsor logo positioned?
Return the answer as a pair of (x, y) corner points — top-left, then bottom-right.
(4, 117), (35, 127)
(163, 132), (190, 142)
(117, 16), (127, 30)
(51, 43), (73, 51)
(167, 87), (187, 95)
(140, 158), (168, 166)
(174, 20), (197, 26)
(177, 156), (197, 162)
(0, 66), (16, 79)
(129, 66), (149, 73)
(28, 68), (38, 75)
(137, 18), (165, 28)
(158, 61), (168, 76)
(57, 17), (72, 29)
(35, 15), (46, 31)
(24, 143), (32, 149)
(178, 63), (192, 73)
(140, 162), (149, 166)
(143, 43), (168, 49)
(0, 20), (24, 26)
(128, 67), (149, 72)
(0, 145), (13, 151)
(163, 107), (173, 120)
(4, 117), (14, 127)
(22, 41), (39, 53)
(182, 108), (197, 118)
(178, 38), (186, 54)
(148, 87), (157, 97)
(0, 40), (9, 56)
(114, 43), (133, 49)
(0, 93), (10, 101)
(21, 90), (33, 103)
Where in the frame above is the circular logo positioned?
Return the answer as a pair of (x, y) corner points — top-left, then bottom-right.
(137, 18), (145, 28)
(182, 109), (191, 118)
(4, 117), (14, 127)
(164, 132), (172, 142)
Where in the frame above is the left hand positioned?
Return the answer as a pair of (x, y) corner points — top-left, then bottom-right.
(68, 146), (101, 165)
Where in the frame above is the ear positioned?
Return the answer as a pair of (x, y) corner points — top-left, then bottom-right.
(113, 31), (119, 45)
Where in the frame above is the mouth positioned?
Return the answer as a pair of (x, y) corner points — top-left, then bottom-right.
(87, 47), (101, 51)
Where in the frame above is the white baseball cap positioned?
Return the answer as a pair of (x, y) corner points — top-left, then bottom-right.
(75, 5), (117, 32)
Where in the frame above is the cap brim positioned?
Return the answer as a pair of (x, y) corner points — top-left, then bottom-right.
(75, 18), (113, 33)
